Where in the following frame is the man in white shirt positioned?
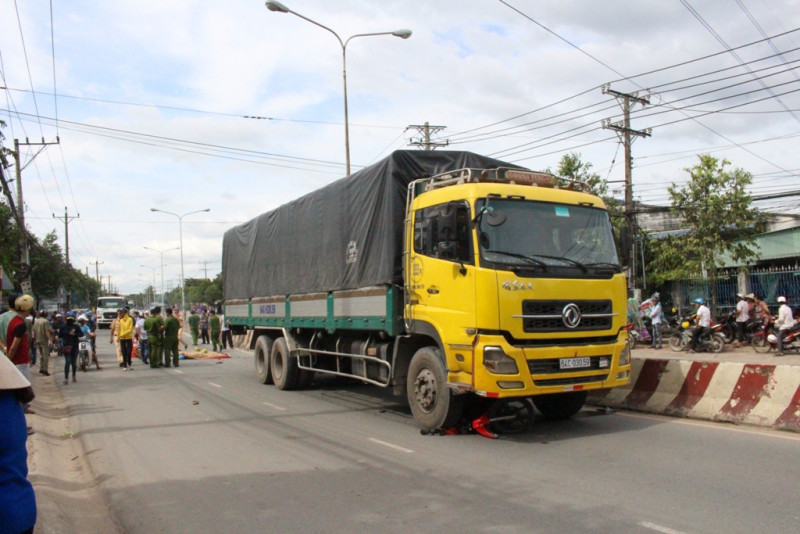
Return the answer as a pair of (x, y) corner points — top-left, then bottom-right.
(734, 293), (749, 348)
(689, 298), (711, 353)
(649, 293), (663, 349)
(774, 296), (796, 357)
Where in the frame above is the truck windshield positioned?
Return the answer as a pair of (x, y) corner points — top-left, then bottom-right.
(477, 198), (619, 274)
(97, 297), (126, 308)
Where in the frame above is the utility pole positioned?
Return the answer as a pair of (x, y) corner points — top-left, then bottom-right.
(90, 259), (104, 284)
(8, 137), (60, 294)
(601, 86), (651, 292)
(198, 260), (213, 280)
(407, 122), (449, 150)
(53, 207), (80, 267)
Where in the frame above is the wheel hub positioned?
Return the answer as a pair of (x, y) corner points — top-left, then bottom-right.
(413, 368), (437, 413)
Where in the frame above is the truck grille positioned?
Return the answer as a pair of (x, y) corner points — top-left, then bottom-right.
(520, 299), (613, 333)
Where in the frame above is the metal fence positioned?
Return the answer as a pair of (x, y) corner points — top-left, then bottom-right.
(667, 268), (800, 316)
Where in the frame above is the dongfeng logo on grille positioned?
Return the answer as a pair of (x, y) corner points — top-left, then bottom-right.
(562, 303), (582, 329)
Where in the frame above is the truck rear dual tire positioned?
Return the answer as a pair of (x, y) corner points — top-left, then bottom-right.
(407, 346), (463, 431)
(254, 336), (273, 385)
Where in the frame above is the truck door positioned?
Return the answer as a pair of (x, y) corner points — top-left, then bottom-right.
(407, 201), (476, 345)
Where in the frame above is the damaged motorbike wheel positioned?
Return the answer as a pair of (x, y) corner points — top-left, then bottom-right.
(488, 398), (535, 435)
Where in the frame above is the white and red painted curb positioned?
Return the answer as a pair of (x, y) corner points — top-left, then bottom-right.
(588, 358), (800, 432)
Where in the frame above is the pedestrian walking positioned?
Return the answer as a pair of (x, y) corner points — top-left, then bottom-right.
(163, 308), (180, 368)
(32, 311), (52, 376)
(0, 354), (37, 534)
(144, 306), (164, 368)
(109, 311), (123, 367)
(199, 310), (210, 344)
(116, 308), (134, 371)
(188, 309), (200, 346)
(209, 309), (221, 352)
(59, 312), (82, 384)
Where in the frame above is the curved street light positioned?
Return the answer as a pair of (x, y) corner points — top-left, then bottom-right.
(265, 1), (411, 176)
(150, 208), (210, 318)
(143, 246), (179, 307)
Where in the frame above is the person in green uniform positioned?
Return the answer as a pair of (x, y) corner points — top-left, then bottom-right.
(187, 310), (200, 346)
(163, 307), (181, 368)
(144, 306), (164, 368)
(209, 309), (221, 352)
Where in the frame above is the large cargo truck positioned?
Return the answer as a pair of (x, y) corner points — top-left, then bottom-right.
(223, 150), (631, 430)
(96, 295), (128, 328)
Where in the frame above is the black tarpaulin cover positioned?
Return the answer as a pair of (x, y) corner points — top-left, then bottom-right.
(222, 150), (521, 300)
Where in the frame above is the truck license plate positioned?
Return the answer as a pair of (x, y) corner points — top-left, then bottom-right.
(559, 357), (591, 370)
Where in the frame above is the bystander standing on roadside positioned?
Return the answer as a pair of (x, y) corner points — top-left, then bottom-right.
(187, 309), (199, 347)
(144, 306), (164, 368)
(135, 311), (149, 365)
(753, 294), (771, 324)
(174, 307), (189, 350)
(117, 308), (134, 371)
(25, 315), (36, 369)
(163, 308), (180, 368)
(734, 293), (749, 348)
(32, 311), (52, 376)
(86, 311), (98, 363)
(221, 313), (233, 350)
(0, 294), (21, 355)
(199, 310), (210, 345)
(109, 310), (123, 367)
(774, 296), (796, 357)
(209, 309), (221, 352)
(0, 354), (37, 534)
(649, 293), (663, 349)
(5, 296), (36, 420)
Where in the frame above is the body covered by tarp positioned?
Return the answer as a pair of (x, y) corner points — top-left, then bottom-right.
(223, 150), (523, 300)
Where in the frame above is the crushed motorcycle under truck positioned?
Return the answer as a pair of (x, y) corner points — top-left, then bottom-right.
(222, 150), (631, 432)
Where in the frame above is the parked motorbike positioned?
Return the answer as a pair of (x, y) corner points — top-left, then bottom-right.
(78, 335), (90, 372)
(669, 316), (724, 353)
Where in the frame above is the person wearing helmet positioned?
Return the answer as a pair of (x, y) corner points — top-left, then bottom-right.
(649, 293), (663, 349)
(689, 298), (711, 353)
(59, 312), (83, 384)
(774, 296), (796, 356)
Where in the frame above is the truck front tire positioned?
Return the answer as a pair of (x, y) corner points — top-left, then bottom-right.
(407, 346), (462, 431)
(533, 391), (587, 420)
(254, 336), (273, 385)
(271, 337), (299, 390)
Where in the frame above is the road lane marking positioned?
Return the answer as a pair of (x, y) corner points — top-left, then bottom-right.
(174, 370), (184, 374)
(638, 521), (687, 534)
(208, 382), (222, 388)
(368, 438), (414, 454)
(262, 402), (287, 411)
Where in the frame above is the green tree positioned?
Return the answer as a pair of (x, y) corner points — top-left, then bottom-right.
(648, 154), (765, 314)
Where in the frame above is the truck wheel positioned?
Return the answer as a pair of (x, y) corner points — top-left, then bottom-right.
(407, 347), (462, 431)
(271, 337), (299, 390)
(254, 336), (273, 385)
(533, 391), (587, 420)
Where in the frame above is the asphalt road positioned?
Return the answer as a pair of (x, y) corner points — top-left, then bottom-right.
(44, 330), (800, 534)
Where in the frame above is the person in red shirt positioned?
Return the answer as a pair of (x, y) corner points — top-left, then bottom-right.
(6, 294), (35, 416)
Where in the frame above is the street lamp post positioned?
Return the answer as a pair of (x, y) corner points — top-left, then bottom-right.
(150, 208), (210, 318)
(143, 246), (179, 306)
(265, 1), (411, 176)
(140, 265), (157, 309)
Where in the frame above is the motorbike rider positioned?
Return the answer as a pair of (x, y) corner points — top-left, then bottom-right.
(77, 315), (101, 370)
(774, 296), (796, 357)
(689, 298), (711, 353)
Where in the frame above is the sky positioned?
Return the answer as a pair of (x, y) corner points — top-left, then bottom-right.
(2, 0), (800, 296)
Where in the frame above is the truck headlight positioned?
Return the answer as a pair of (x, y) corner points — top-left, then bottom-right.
(483, 346), (518, 374)
(619, 341), (631, 366)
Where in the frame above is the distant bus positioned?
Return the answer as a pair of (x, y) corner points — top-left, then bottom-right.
(96, 295), (127, 328)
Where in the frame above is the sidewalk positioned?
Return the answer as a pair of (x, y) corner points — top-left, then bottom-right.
(589, 342), (800, 433)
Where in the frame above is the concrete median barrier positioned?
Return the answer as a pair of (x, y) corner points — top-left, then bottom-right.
(589, 357), (800, 432)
